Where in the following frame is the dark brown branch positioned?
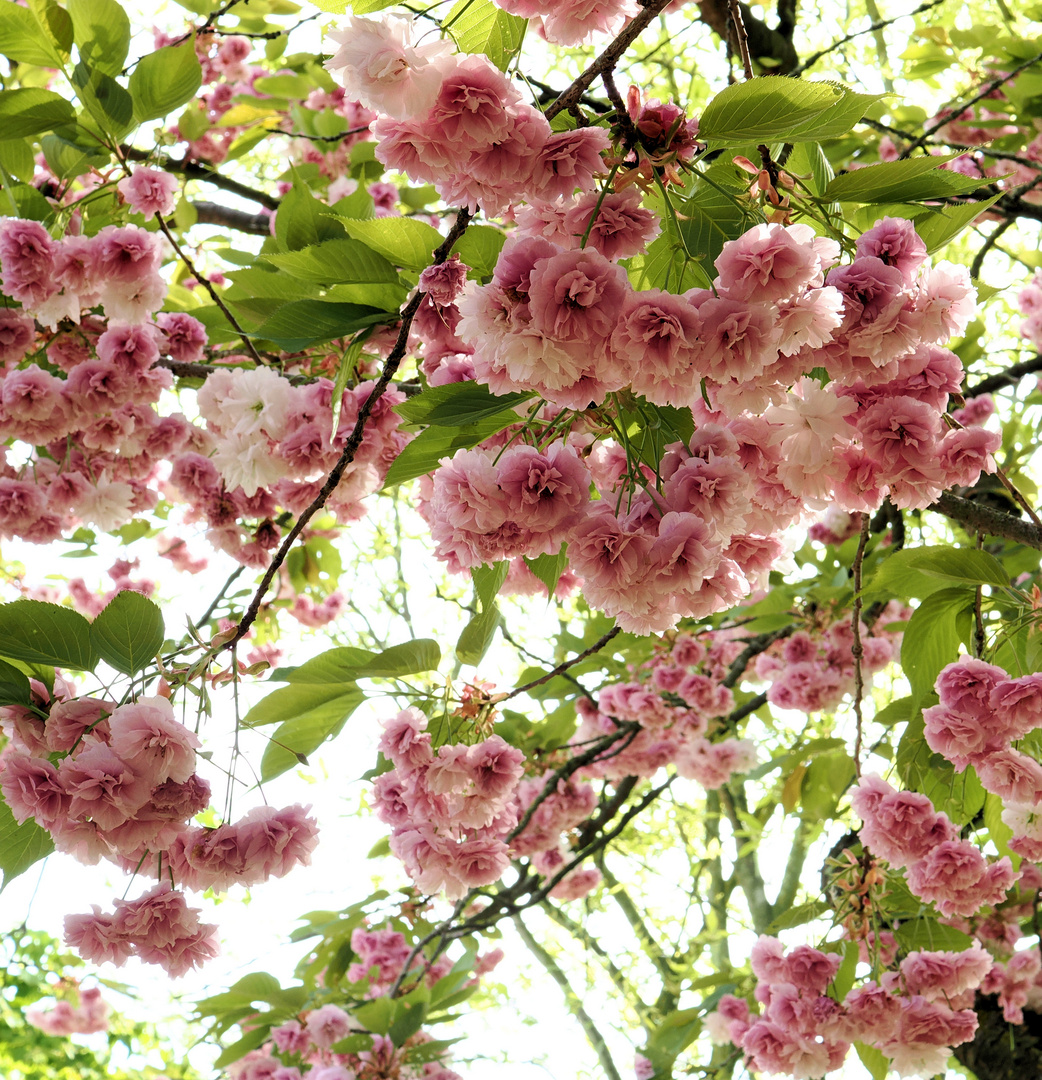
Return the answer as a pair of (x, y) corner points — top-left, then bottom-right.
(191, 201), (272, 235)
(545, 0), (675, 121)
(501, 626), (621, 702)
(900, 51), (1042, 159)
(696, 0), (799, 74)
(965, 354), (1042, 399)
(226, 206), (473, 649)
(930, 492), (1042, 551)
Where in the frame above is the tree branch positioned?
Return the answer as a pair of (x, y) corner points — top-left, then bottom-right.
(965, 354), (1042, 399)
(513, 915), (625, 1080)
(540, 901), (652, 1028)
(717, 783), (773, 933)
(930, 491), (1042, 551)
(596, 856), (676, 991)
(191, 201), (272, 235)
(695, 0), (799, 73)
(226, 206), (473, 649)
(546, 0), (675, 121)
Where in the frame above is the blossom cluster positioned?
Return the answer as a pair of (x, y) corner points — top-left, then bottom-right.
(923, 657), (1042, 860)
(0, 686), (317, 973)
(573, 629), (758, 785)
(373, 710), (525, 898)
(26, 985), (109, 1036)
(328, 17), (611, 216)
(851, 773), (1015, 918)
(234, 1019), (462, 1080)
(705, 935), (989, 1079)
(753, 603), (906, 715)
(418, 218), (996, 633)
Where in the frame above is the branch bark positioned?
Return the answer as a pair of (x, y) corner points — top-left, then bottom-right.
(191, 201), (272, 235)
(930, 491), (1042, 551)
(513, 914), (625, 1080)
(695, 0), (799, 73)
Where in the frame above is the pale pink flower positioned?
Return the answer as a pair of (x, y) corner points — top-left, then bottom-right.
(323, 14), (454, 119)
(117, 167), (179, 219)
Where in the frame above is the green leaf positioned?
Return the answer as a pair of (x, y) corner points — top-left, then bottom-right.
(766, 899), (830, 932)
(984, 791), (1014, 858)
(444, 0), (525, 70)
(524, 546), (569, 597)
(472, 561), (509, 611)
(27, 0), (73, 56)
(895, 918), (974, 953)
(0, 600), (97, 670)
(456, 602), (501, 666)
(900, 588), (973, 706)
(355, 996), (394, 1035)
(381, 410), (524, 488)
(868, 546), (1009, 600)
(782, 87), (886, 141)
(913, 195), (1003, 253)
(389, 983), (430, 1046)
(68, 0), (129, 75)
(214, 1025), (271, 1069)
(0, 658), (31, 707)
(897, 711), (986, 825)
(276, 180), (347, 251)
(673, 157), (759, 270)
(129, 35), (203, 122)
(72, 60), (134, 138)
(698, 79), (845, 146)
(396, 381), (533, 427)
(41, 129), (109, 179)
(854, 1041), (890, 1080)
(260, 686), (366, 780)
(0, 138), (35, 183)
(647, 1007), (701, 1060)
(271, 639), (441, 683)
(89, 591), (164, 675)
(831, 940), (859, 1001)
(824, 157), (987, 203)
(0, 800), (54, 891)
(451, 224), (506, 277)
(339, 216), (445, 271)
(252, 300), (386, 349)
(263, 238), (400, 285)
(0, 2), (63, 66)
(0, 87), (75, 138)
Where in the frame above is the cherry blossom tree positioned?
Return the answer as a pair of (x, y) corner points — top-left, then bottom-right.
(2, 0), (1042, 1077)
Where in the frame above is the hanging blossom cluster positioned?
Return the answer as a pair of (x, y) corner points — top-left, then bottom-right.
(705, 935), (992, 1079)
(415, 214), (997, 634)
(753, 601), (907, 715)
(232, 1000), (475, 1080)
(852, 773), (1015, 918)
(572, 629), (757, 785)
(328, 16), (613, 217)
(26, 985), (109, 1036)
(923, 657), (1042, 859)
(0, 213), (410, 567)
(374, 628), (775, 902)
(0, 686), (318, 974)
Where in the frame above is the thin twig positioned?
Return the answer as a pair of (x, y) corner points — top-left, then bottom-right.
(726, 0), (778, 188)
(794, 0), (946, 75)
(154, 213), (264, 364)
(851, 514), (870, 778)
(225, 207), (473, 649)
(500, 626), (622, 703)
(900, 51), (1042, 159)
(195, 565), (246, 630)
(545, 0), (674, 122)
